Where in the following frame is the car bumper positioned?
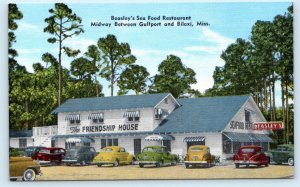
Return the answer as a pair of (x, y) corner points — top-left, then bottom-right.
(184, 161), (208, 164)
(37, 160), (51, 164)
(138, 161), (159, 165)
(93, 161), (114, 165)
(234, 160), (260, 165)
(62, 159), (78, 164)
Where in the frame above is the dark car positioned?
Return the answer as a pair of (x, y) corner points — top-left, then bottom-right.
(32, 147), (66, 165)
(268, 144), (294, 166)
(62, 146), (97, 166)
(137, 146), (177, 167)
(24, 146), (46, 157)
(233, 145), (270, 168)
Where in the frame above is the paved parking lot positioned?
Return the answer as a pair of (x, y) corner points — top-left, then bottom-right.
(36, 164), (294, 180)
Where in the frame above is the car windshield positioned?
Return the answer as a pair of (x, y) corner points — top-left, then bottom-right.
(241, 148), (255, 153)
(66, 149), (78, 155)
(190, 147), (204, 152)
(276, 146), (288, 151)
(24, 147), (39, 157)
(101, 148), (113, 152)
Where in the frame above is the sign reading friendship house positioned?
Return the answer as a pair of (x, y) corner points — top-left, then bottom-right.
(69, 124), (139, 134)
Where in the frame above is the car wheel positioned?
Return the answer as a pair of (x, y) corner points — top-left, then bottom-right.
(113, 160), (119, 167)
(22, 169), (36, 181)
(81, 160), (86, 166)
(288, 158), (294, 166)
(10, 178), (17, 181)
(97, 164), (102, 167)
(139, 164), (144, 168)
(235, 164), (240, 168)
(265, 163), (269, 167)
(131, 158), (136, 165)
(155, 161), (162, 167)
(185, 163), (189, 168)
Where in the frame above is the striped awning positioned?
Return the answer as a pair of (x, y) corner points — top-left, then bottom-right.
(66, 137), (94, 143)
(65, 114), (80, 121)
(183, 136), (205, 142)
(123, 111), (140, 117)
(88, 113), (104, 120)
(145, 134), (175, 141)
(223, 132), (273, 143)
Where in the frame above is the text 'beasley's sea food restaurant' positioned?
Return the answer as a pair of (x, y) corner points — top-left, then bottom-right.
(10, 93), (278, 160)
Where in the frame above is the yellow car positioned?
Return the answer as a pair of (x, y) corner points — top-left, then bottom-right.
(184, 145), (215, 168)
(10, 156), (42, 181)
(92, 146), (135, 167)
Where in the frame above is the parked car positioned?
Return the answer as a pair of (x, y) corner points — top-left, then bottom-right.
(9, 148), (42, 181)
(32, 147), (66, 165)
(24, 146), (46, 157)
(62, 146), (97, 166)
(137, 146), (177, 167)
(233, 145), (270, 168)
(92, 146), (135, 167)
(268, 144), (294, 166)
(184, 145), (216, 168)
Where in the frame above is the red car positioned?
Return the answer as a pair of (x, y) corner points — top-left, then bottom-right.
(31, 147), (66, 165)
(233, 145), (270, 168)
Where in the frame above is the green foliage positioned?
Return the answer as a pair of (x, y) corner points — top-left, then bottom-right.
(150, 55), (197, 98)
(97, 34), (136, 96)
(117, 65), (150, 95)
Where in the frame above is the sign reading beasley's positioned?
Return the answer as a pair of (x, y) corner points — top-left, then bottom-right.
(253, 122), (284, 130)
(69, 124), (139, 134)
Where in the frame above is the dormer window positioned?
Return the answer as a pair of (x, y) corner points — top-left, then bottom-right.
(245, 110), (251, 123)
(123, 111), (140, 122)
(155, 108), (163, 119)
(88, 113), (104, 123)
(164, 98), (168, 104)
(65, 114), (81, 124)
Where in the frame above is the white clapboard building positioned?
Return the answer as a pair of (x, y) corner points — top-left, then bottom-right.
(11, 93), (274, 160)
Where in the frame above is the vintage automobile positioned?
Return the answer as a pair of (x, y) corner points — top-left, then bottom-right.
(137, 146), (177, 167)
(92, 146), (135, 167)
(184, 145), (216, 168)
(9, 148), (42, 181)
(268, 144), (294, 166)
(233, 145), (270, 168)
(62, 146), (97, 166)
(32, 147), (66, 165)
(24, 146), (46, 157)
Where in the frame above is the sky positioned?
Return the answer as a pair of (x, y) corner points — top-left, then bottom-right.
(14, 2), (292, 101)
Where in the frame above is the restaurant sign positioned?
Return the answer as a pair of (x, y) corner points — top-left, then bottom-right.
(253, 122), (284, 130)
(69, 124), (139, 134)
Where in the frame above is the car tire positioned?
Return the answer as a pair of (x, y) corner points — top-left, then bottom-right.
(265, 163), (269, 167)
(97, 164), (102, 167)
(155, 162), (162, 167)
(131, 158), (136, 165)
(22, 168), (36, 181)
(288, 158), (294, 166)
(235, 164), (240, 168)
(10, 178), (17, 181)
(81, 160), (86, 166)
(139, 164), (144, 168)
(113, 160), (119, 167)
(185, 163), (189, 168)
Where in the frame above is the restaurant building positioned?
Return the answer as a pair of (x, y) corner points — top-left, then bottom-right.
(11, 93), (274, 160)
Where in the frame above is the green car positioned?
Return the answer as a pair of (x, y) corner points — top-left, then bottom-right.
(268, 144), (294, 166)
(137, 146), (177, 167)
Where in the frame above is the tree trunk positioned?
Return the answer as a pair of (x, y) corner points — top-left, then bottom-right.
(58, 18), (63, 106)
(24, 100), (29, 130)
(285, 81), (289, 144)
(281, 82), (285, 144)
(268, 79), (273, 121)
(272, 76), (276, 120)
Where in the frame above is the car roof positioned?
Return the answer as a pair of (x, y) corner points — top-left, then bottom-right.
(189, 145), (208, 148)
(143, 146), (166, 149)
(102, 146), (123, 150)
(41, 147), (64, 150)
(240, 145), (262, 149)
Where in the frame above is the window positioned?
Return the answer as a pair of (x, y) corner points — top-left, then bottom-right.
(134, 139), (141, 155)
(19, 139), (27, 148)
(124, 111), (140, 122)
(89, 113), (104, 124)
(164, 98), (168, 104)
(66, 114), (81, 125)
(100, 138), (118, 148)
(245, 110), (251, 123)
(155, 108), (163, 119)
(162, 140), (171, 152)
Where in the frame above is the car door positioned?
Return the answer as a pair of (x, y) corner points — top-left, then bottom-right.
(119, 147), (128, 163)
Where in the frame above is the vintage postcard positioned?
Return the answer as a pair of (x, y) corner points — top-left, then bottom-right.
(8, 1), (294, 181)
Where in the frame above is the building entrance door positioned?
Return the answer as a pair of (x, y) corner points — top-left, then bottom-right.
(134, 139), (141, 155)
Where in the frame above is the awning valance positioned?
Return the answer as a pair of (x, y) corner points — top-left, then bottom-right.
(123, 111), (140, 118)
(145, 134), (175, 141)
(65, 114), (80, 121)
(183, 136), (205, 142)
(66, 137), (94, 143)
(88, 113), (104, 120)
(223, 132), (273, 143)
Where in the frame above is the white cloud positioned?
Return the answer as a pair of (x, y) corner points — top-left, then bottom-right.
(185, 27), (235, 55)
(18, 22), (41, 31)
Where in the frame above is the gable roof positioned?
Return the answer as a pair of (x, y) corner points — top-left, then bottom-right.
(52, 93), (173, 113)
(153, 95), (251, 133)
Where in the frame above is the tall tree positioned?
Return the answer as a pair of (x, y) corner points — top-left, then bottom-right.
(44, 3), (84, 105)
(150, 55), (197, 98)
(117, 65), (150, 95)
(97, 34), (136, 96)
